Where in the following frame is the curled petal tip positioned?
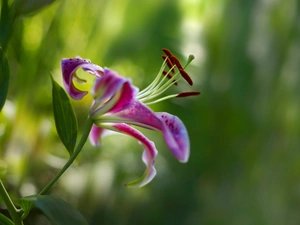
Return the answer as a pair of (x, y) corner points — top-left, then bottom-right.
(157, 112), (190, 163)
(178, 152), (189, 163)
(113, 124), (158, 188)
(174, 146), (189, 163)
(125, 166), (157, 188)
(61, 57), (103, 99)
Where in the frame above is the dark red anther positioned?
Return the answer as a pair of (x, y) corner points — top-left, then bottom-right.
(162, 48), (173, 57)
(176, 91), (201, 98)
(179, 68), (193, 86)
(162, 55), (175, 73)
(170, 55), (183, 70)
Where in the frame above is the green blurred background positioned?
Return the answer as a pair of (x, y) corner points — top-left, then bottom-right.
(1, 0), (300, 224)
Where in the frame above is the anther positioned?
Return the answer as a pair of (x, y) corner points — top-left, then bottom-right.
(170, 55), (183, 70)
(179, 68), (193, 86)
(176, 91), (201, 98)
(162, 48), (173, 57)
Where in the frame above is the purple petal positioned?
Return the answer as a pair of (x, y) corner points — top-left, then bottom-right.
(61, 57), (103, 100)
(113, 123), (157, 187)
(90, 68), (138, 117)
(156, 112), (190, 163)
(91, 68), (126, 101)
(89, 124), (105, 146)
(113, 101), (190, 162)
(109, 81), (139, 113)
(114, 101), (163, 129)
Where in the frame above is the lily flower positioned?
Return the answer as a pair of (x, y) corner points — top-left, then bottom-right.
(61, 49), (200, 187)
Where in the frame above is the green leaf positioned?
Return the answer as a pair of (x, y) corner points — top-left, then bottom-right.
(0, 213), (14, 225)
(0, 48), (9, 112)
(15, 198), (34, 220)
(51, 76), (78, 155)
(23, 195), (88, 225)
(0, 0), (15, 50)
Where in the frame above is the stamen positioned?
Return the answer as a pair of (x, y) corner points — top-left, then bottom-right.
(162, 55), (175, 73)
(170, 55), (183, 70)
(137, 57), (168, 97)
(139, 48), (200, 105)
(162, 48), (173, 57)
(176, 91), (201, 98)
(179, 68), (193, 86)
(145, 94), (178, 105)
(139, 66), (177, 102)
(162, 70), (178, 86)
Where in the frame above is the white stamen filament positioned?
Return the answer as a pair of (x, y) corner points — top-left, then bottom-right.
(137, 58), (168, 97)
(137, 54), (195, 105)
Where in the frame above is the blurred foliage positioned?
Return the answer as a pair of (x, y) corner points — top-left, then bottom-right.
(1, 0), (300, 224)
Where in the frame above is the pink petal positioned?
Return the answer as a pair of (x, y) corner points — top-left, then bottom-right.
(113, 123), (157, 187)
(113, 101), (190, 162)
(89, 124), (105, 146)
(156, 112), (190, 163)
(91, 68), (126, 101)
(114, 101), (163, 129)
(90, 69), (138, 117)
(61, 57), (103, 100)
(109, 81), (139, 113)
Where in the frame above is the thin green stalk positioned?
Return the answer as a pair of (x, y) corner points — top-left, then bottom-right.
(0, 180), (23, 225)
(39, 117), (94, 195)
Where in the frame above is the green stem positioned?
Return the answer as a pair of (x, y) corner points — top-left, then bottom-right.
(0, 180), (23, 225)
(39, 117), (94, 195)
